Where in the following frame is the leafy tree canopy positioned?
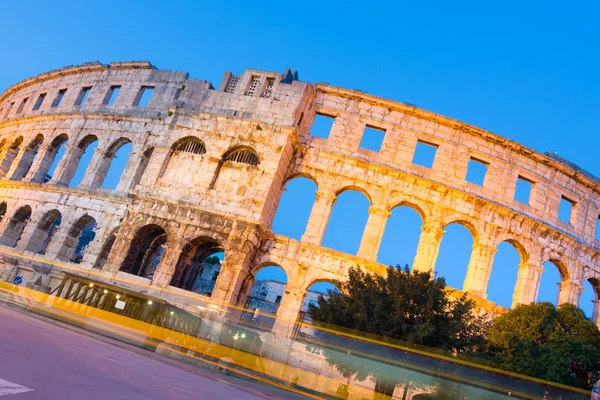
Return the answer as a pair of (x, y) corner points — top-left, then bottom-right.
(486, 302), (600, 389)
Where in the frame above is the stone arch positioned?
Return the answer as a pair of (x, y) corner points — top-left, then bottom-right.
(272, 175), (318, 240)
(282, 172), (319, 188)
(209, 145), (261, 191)
(434, 221), (476, 290)
(60, 214), (97, 262)
(66, 134), (99, 187)
(240, 263), (289, 329)
(34, 133), (69, 183)
(537, 259), (570, 305)
(0, 136), (23, 177)
(119, 224), (167, 279)
(25, 209), (62, 254)
(335, 185), (373, 206)
(0, 205), (32, 247)
(159, 136), (208, 184)
(487, 238), (529, 308)
(93, 227), (118, 270)
(378, 201), (426, 267)
(170, 237), (224, 296)
(97, 137), (133, 190)
(10, 134), (43, 181)
(322, 188), (371, 255)
(388, 200), (428, 223)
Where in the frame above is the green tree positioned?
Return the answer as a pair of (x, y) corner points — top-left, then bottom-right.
(485, 302), (600, 389)
(308, 265), (486, 398)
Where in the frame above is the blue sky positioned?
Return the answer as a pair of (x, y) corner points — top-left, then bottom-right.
(1, 1), (598, 314)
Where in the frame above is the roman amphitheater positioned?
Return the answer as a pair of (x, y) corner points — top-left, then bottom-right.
(0, 61), (598, 334)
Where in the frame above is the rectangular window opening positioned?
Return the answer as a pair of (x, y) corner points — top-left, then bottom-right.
(310, 114), (335, 139)
(595, 215), (600, 241)
(245, 77), (261, 97)
(260, 78), (275, 98)
(51, 89), (67, 107)
(4, 102), (14, 118)
(514, 176), (533, 204)
(16, 98), (28, 114)
(465, 158), (488, 186)
(359, 125), (386, 153)
(558, 196), (575, 224)
(412, 140), (438, 168)
(74, 87), (92, 106)
(33, 93), (46, 111)
(103, 86), (121, 105)
(225, 76), (239, 93)
(134, 86), (155, 107)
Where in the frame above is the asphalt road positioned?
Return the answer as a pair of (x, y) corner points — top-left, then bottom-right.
(0, 306), (309, 399)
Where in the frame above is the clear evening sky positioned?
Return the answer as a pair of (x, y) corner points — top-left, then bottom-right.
(0, 1), (598, 315)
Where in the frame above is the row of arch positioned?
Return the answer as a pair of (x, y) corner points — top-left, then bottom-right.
(0, 133), (262, 193)
(272, 177), (600, 314)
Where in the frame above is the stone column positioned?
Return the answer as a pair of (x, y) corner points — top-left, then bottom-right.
(357, 206), (391, 261)
(9, 147), (38, 181)
(115, 151), (144, 193)
(211, 262), (246, 308)
(512, 262), (543, 307)
(557, 280), (583, 306)
(301, 191), (336, 245)
(463, 242), (498, 298)
(24, 144), (51, 182)
(272, 286), (304, 338)
(412, 223), (445, 273)
(592, 300), (600, 329)
(77, 148), (112, 190)
(4, 147), (26, 180)
(50, 145), (85, 186)
(102, 228), (136, 274)
(0, 148), (19, 178)
(151, 240), (185, 288)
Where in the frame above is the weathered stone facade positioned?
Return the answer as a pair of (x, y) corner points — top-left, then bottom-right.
(0, 61), (598, 334)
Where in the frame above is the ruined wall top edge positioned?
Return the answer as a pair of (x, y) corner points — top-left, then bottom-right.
(0, 61), (598, 201)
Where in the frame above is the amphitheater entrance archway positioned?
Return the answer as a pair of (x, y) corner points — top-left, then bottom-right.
(62, 215), (97, 263)
(170, 238), (224, 296)
(120, 224), (167, 279)
(25, 209), (62, 254)
(0, 205), (32, 247)
(239, 264), (288, 331)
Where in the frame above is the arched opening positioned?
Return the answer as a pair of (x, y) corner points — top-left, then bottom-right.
(61, 215), (97, 263)
(10, 134), (43, 181)
(44, 135), (69, 183)
(120, 224), (167, 279)
(433, 222), (475, 290)
(0, 136), (23, 177)
(0, 202), (6, 222)
(240, 265), (288, 330)
(487, 240), (525, 308)
(131, 147), (154, 188)
(100, 139), (133, 190)
(272, 176), (317, 241)
(322, 189), (370, 255)
(0, 205), (32, 248)
(159, 137), (207, 185)
(580, 278), (599, 319)
(302, 281), (340, 324)
(93, 229), (117, 270)
(537, 260), (568, 305)
(25, 209), (61, 254)
(170, 238), (224, 296)
(378, 204), (424, 269)
(69, 135), (98, 187)
(209, 146), (260, 191)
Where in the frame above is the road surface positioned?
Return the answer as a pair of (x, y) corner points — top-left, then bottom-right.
(0, 306), (310, 399)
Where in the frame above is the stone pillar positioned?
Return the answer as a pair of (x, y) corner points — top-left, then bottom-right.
(512, 262), (543, 307)
(77, 148), (112, 190)
(24, 144), (51, 182)
(592, 300), (600, 329)
(151, 241), (185, 288)
(50, 145), (85, 186)
(211, 262), (245, 308)
(9, 147), (38, 181)
(463, 242), (498, 298)
(357, 206), (391, 261)
(301, 191), (336, 245)
(0, 148), (19, 178)
(272, 286), (304, 338)
(115, 151), (144, 193)
(412, 223), (445, 273)
(137, 145), (170, 189)
(4, 147), (26, 180)
(557, 280), (583, 306)
(103, 228), (135, 274)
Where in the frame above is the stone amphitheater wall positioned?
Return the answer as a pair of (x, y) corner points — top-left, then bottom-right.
(0, 61), (597, 335)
